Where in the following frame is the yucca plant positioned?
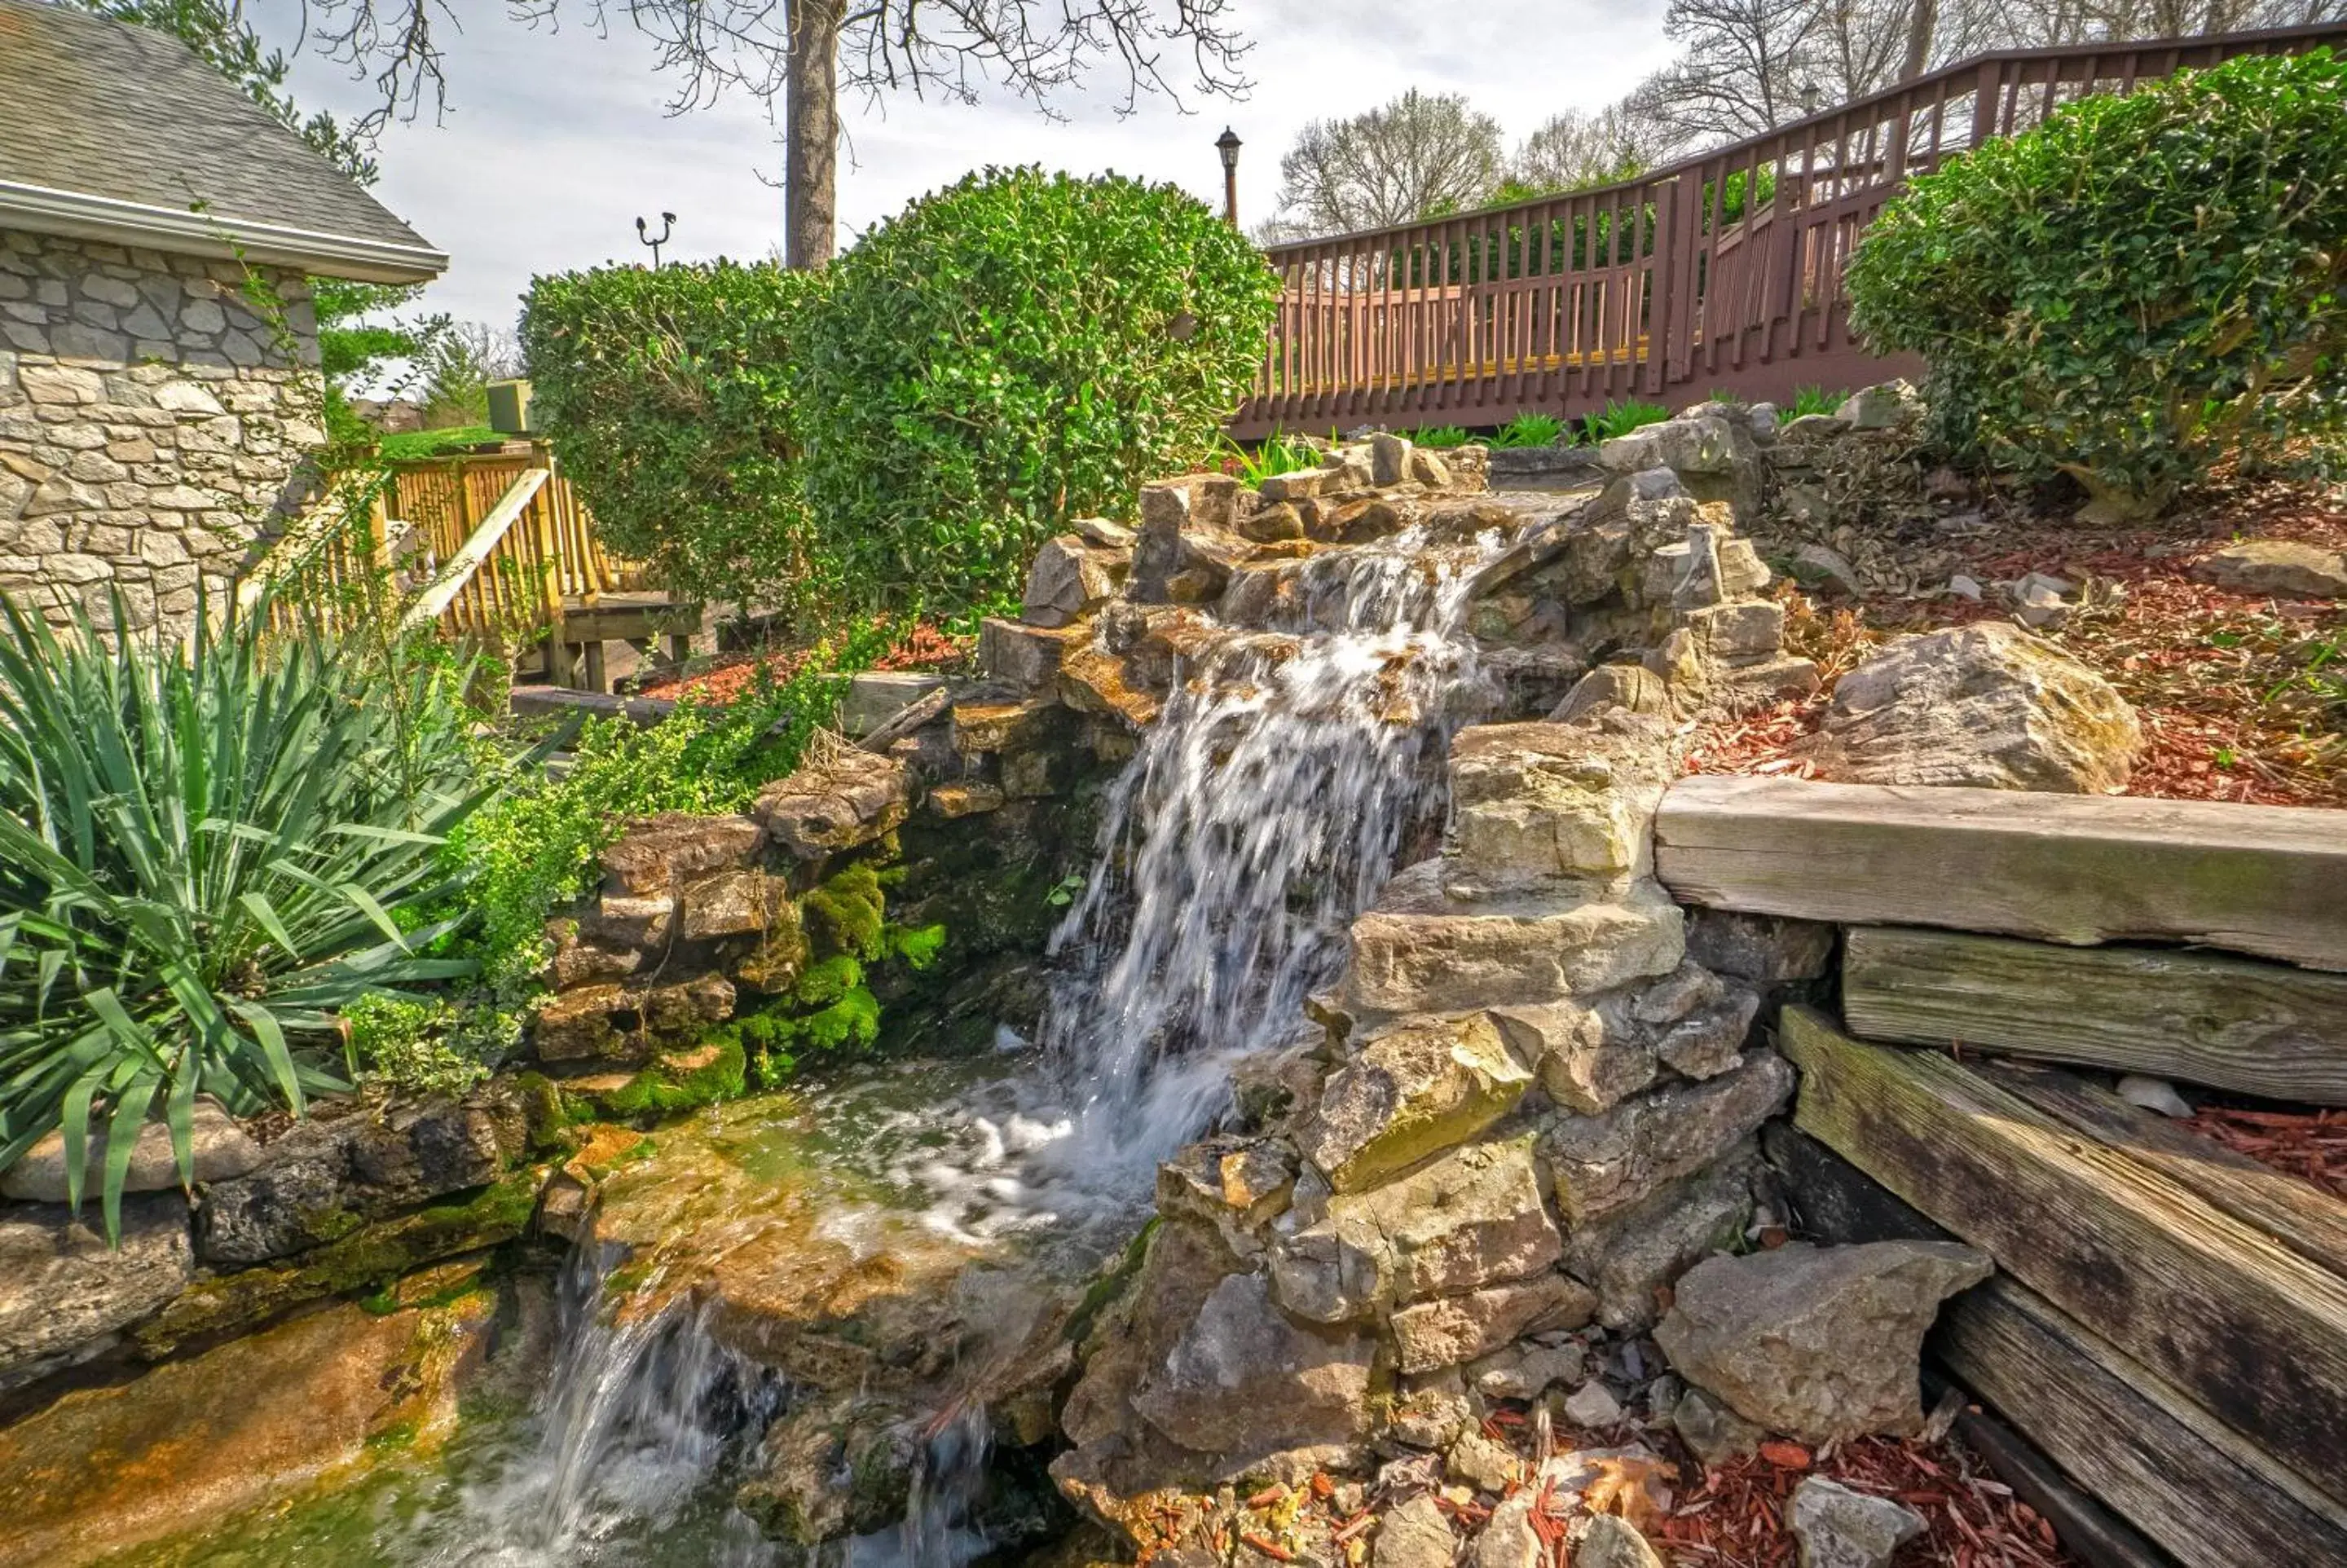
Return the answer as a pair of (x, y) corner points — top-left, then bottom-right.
(0, 593), (491, 1236)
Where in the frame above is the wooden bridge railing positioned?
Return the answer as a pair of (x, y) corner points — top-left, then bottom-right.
(1232, 21), (2347, 439)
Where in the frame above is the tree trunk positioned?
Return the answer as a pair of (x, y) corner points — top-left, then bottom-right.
(1900, 0), (1938, 81)
(785, 0), (843, 269)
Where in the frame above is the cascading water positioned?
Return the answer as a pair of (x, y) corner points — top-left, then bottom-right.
(1033, 522), (1510, 1196)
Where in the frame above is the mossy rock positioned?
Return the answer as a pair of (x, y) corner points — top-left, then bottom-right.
(582, 1038), (749, 1124)
(803, 861), (887, 961)
(134, 1170), (543, 1358)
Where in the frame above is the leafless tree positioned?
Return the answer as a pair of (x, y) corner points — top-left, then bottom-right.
(1506, 104), (1673, 195)
(1257, 89), (1505, 242)
(288, 0), (1251, 268)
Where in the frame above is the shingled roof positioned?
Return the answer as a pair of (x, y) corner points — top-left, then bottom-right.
(0, 0), (445, 281)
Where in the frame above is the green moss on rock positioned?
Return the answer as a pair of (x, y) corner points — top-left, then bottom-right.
(804, 861), (886, 961)
(592, 1038), (750, 1122)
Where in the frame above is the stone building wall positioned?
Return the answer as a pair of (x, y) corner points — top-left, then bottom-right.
(0, 227), (324, 639)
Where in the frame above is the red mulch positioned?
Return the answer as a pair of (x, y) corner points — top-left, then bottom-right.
(1654, 1434), (2072, 1567)
(2183, 1106), (2347, 1200)
(1687, 477), (2347, 807)
(638, 621), (973, 704)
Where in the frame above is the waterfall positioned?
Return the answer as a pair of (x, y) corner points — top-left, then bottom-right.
(1034, 525), (1507, 1196)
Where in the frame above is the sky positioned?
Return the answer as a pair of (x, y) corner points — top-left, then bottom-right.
(254, 1), (1680, 331)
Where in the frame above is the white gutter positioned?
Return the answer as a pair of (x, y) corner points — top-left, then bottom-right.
(0, 179), (447, 284)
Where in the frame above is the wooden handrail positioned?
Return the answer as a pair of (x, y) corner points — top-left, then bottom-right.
(1236, 21), (2347, 438)
(396, 468), (549, 635)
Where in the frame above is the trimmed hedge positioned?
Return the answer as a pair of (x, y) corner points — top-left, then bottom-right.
(523, 169), (1278, 623)
(520, 260), (818, 606)
(1847, 49), (2347, 516)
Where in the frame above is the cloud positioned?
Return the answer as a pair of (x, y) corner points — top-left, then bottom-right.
(258, 0), (1675, 328)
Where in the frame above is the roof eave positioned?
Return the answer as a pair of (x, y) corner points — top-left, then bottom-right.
(0, 180), (447, 284)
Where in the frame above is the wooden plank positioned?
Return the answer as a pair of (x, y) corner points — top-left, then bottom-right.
(1656, 776), (2347, 971)
(398, 468), (549, 635)
(1976, 1059), (2347, 1280)
(1781, 1006), (2347, 1507)
(1938, 1278), (2347, 1568)
(1843, 926), (2347, 1103)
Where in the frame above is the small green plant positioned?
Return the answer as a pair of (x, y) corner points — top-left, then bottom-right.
(1412, 425), (1472, 449)
(1847, 48), (2347, 516)
(343, 994), (521, 1098)
(1490, 414), (1568, 450)
(0, 597), (491, 1235)
(1226, 434), (1323, 484)
(1787, 386), (1846, 420)
(1579, 399), (1671, 444)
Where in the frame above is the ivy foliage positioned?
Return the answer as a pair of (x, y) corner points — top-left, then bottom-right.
(1847, 49), (2347, 514)
(524, 170), (1277, 622)
(519, 261), (820, 606)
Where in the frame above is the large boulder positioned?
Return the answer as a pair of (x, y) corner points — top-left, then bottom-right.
(1654, 1240), (1992, 1442)
(1271, 1134), (1561, 1323)
(2, 1099), (260, 1203)
(1129, 1271), (1375, 1461)
(1802, 623), (2140, 792)
(0, 1195), (192, 1390)
(1301, 1015), (1531, 1192)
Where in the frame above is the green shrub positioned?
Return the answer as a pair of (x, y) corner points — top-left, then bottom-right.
(1847, 49), (2347, 515)
(343, 993), (520, 1098)
(0, 599), (489, 1233)
(522, 259), (820, 606)
(791, 168), (1279, 619)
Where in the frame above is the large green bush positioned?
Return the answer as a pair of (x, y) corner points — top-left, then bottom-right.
(790, 167), (1279, 615)
(0, 600), (488, 1233)
(1847, 49), (2347, 516)
(521, 260), (820, 606)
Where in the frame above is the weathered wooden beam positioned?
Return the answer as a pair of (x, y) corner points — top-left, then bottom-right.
(1655, 777), (2347, 971)
(1979, 1059), (2347, 1280)
(1843, 927), (2347, 1103)
(1938, 1278), (2347, 1568)
(1935, 1387), (2177, 1568)
(1781, 1006), (2347, 1509)
(506, 686), (676, 728)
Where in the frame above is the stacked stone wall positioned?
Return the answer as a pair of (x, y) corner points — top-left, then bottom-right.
(0, 228), (324, 639)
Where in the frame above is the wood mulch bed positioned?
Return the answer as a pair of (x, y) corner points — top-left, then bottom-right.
(1689, 474), (2347, 808)
(2182, 1104), (2347, 1200)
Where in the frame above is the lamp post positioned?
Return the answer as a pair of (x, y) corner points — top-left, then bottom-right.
(1216, 128), (1242, 227)
(636, 211), (676, 267)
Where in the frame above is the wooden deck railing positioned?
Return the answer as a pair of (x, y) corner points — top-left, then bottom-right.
(241, 443), (646, 652)
(1232, 22), (2347, 439)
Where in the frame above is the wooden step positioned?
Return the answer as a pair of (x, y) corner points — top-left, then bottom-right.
(1780, 1006), (2347, 1511)
(1939, 1278), (2347, 1568)
(1654, 777), (2347, 971)
(1843, 927), (2347, 1104)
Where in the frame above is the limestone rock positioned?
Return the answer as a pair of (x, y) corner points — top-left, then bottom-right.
(1374, 1494), (1456, 1568)
(2, 1099), (259, 1202)
(1272, 1134), (1561, 1322)
(1344, 865), (1685, 1021)
(1491, 999), (1660, 1117)
(1551, 665), (1668, 723)
(1447, 1428), (1520, 1491)
(341, 1084), (529, 1208)
(1683, 910), (1834, 986)
(839, 672), (948, 736)
(1301, 1015), (1531, 1192)
(1130, 1271), (1375, 1460)
(1372, 432), (1416, 487)
(1540, 1053), (1792, 1226)
(977, 617), (1078, 692)
(1575, 1515), (1665, 1568)
(0, 1194), (192, 1389)
(2191, 539), (2347, 599)
(1562, 1149), (1756, 1331)
(1802, 623), (2140, 793)
(1671, 1386), (1764, 1468)
(1390, 1271), (1596, 1373)
(599, 812), (763, 895)
(1388, 1368), (1476, 1449)
(1449, 720), (1675, 883)
(195, 1117), (352, 1265)
(678, 868), (785, 940)
(1790, 1478), (1928, 1568)
(755, 749), (913, 857)
(1654, 1240), (1993, 1443)
(1562, 1380), (1623, 1429)
(1024, 535), (1124, 627)
(1836, 381), (1923, 432)
(1474, 1492), (1543, 1568)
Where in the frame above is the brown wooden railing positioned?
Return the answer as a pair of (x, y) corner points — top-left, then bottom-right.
(1233, 22), (2347, 439)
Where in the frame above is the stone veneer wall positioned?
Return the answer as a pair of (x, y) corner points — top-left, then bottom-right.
(0, 228), (324, 639)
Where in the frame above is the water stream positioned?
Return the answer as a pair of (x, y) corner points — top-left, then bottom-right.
(104, 519), (1516, 1568)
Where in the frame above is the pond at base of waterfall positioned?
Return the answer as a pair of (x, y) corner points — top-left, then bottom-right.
(91, 1053), (1125, 1568)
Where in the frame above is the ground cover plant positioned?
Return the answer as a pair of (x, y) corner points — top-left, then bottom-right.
(1490, 413), (1567, 449)
(1847, 48), (2347, 518)
(0, 597), (489, 1232)
(1579, 399), (1671, 444)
